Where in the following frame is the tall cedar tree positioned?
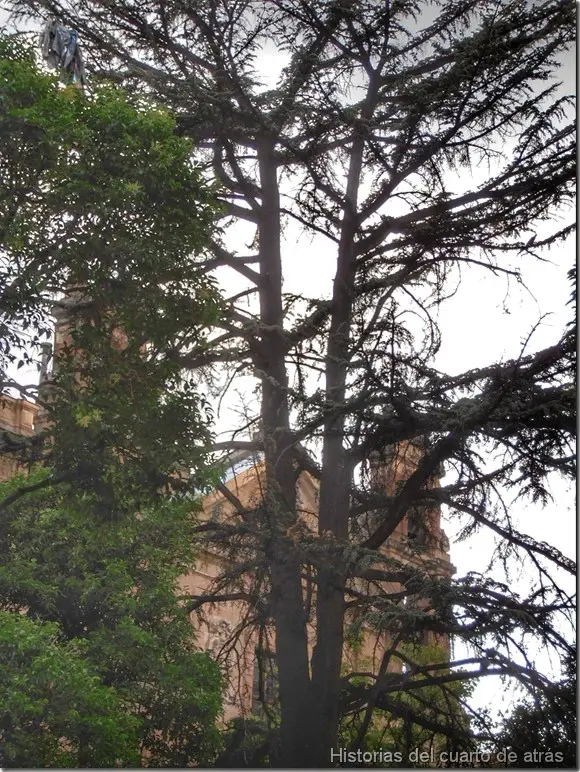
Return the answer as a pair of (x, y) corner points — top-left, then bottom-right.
(2, 2), (577, 767)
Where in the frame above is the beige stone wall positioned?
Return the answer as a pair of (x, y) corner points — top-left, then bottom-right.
(0, 395), (37, 436)
(0, 395), (38, 482)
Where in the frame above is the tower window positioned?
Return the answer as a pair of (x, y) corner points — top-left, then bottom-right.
(251, 647), (278, 717)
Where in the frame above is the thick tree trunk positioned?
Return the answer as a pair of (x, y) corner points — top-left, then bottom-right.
(310, 81), (376, 762)
(310, 223), (358, 767)
(310, 233), (355, 764)
(256, 140), (314, 767)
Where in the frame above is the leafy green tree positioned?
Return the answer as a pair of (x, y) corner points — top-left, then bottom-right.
(496, 653), (576, 768)
(0, 470), (223, 767)
(0, 38), (225, 767)
(0, 612), (141, 768)
(0, 36), (221, 508)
